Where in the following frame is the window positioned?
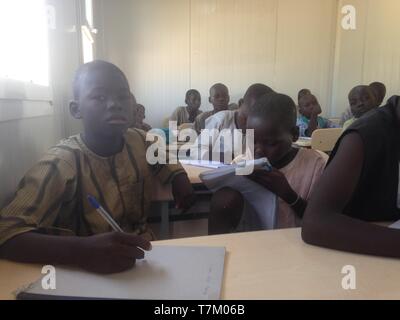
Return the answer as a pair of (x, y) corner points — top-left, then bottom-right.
(81, 0), (96, 63)
(0, 0), (52, 122)
(0, 0), (50, 88)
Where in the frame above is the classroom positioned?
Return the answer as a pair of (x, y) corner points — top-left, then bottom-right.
(1, 0), (400, 304)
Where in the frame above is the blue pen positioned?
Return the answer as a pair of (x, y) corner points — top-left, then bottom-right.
(87, 195), (124, 232)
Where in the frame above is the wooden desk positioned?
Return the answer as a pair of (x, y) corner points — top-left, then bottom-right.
(2, 228), (400, 300)
(293, 137), (312, 148)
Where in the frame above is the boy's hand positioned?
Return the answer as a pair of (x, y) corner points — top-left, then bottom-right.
(76, 232), (152, 274)
(171, 173), (196, 213)
(312, 103), (322, 116)
(249, 168), (297, 204)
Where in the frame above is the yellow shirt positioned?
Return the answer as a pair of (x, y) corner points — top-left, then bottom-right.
(0, 129), (185, 245)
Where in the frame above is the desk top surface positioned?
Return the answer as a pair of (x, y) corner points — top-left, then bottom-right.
(1, 228), (400, 300)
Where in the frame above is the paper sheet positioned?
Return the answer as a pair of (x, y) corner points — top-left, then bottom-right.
(20, 245), (226, 300)
(179, 159), (228, 169)
(389, 220), (400, 229)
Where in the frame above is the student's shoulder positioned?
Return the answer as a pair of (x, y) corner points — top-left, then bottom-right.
(205, 110), (234, 126)
(197, 110), (212, 120)
(297, 147), (329, 165)
(42, 135), (84, 172)
(124, 128), (148, 147)
(344, 103), (397, 145)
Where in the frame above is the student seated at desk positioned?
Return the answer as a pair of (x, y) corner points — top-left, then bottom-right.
(131, 103), (152, 132)
(297, 92), (338, 137)
(169, 89), (202, 127)
(343, 85), (378, 130)
(0, 60), (195, 274)
(302, 95), (400, 258)
(194, 83), (230, 134)
(191, 84), (274, 161)
(209, 93), (328, 234)
(340, 82), (387, 126)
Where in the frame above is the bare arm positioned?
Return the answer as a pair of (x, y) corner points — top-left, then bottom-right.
(302, 132), (400, 258)
(0, 231), (151, 274)
(250, 169), (307, 218)
(305, 112), (319, 137)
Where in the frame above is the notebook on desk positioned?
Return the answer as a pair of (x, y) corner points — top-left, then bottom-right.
(16, 245), (226, 300)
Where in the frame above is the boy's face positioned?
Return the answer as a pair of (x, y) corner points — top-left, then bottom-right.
(209, 86), (229, 112)
(247, 115), (297, 166)
(186, 93), (201, 110)
(298, 94), (320, 118)
(348, 87), (377, 119)
(71, 66), (132, 138)
(236, 98), (255, 131)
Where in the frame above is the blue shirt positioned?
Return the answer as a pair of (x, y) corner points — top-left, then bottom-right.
(296, 115), (338, 137)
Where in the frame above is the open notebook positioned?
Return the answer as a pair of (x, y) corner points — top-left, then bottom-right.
(389, 220), (400, 229)
(16, 245), (226, 300)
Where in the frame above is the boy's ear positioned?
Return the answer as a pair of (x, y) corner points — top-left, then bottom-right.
(292, 126), (300, 142)
(208, 96), (212, 104)
(69, 101), (82, 119)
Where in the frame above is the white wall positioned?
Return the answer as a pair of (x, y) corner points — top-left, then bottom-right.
(97, 0), (337, 126)
(98, 0), (400, 126)
(332, 0), (400, 114)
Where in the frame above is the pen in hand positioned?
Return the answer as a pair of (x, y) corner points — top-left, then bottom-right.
(87, 195), (151, 255)
(87, 195), (124, 232)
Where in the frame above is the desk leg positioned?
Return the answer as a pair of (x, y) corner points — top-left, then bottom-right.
(160, 201), (170, 240)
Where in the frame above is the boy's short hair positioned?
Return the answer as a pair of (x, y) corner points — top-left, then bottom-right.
(298, 88), (311, 101)
(73, 60), (129, 100)
(369, 81), (386, 93)
(249, 93), (297, 130)
(209, 83), (228, 95)
(185, 89), (200, 100)
(243, 83), (274, 107)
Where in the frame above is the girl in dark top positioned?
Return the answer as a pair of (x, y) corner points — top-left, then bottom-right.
(302, 95), (400, 258)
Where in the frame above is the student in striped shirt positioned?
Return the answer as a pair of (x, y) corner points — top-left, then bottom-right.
(0, 60), (195, 274)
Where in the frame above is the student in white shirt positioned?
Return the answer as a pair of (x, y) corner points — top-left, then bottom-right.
(190, 84), (274, 162)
